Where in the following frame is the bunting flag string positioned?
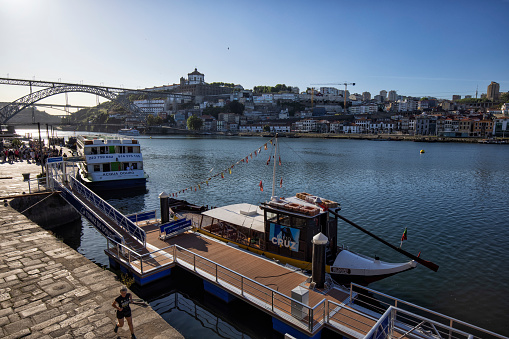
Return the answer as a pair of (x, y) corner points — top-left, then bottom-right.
(169, 138), (275, 197)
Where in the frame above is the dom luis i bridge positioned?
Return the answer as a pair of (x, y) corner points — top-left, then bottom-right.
(0, 77), (191, 124)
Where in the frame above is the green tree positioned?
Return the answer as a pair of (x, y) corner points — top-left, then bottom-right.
(225, 101), (245, 114)
(187, 115), (203, 130)
(499, 92), (509, 104)
(146, 115), (163, 126)
(202, 106), (222, 119)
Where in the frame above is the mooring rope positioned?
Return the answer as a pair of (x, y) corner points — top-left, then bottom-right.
(20, 192), (57, 214)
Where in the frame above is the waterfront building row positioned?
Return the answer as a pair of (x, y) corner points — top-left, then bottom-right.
(192, 112), (509, 138)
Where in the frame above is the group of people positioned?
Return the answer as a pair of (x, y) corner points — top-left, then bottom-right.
(1, 139), (65, 164)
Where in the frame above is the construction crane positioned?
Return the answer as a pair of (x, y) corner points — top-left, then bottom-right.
(311, 82), (355, 113)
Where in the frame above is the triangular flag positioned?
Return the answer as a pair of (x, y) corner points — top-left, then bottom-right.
(264, 144), (267, 150)
(267, 157), (271, 165)
(259, 180), (263, 192)
(221, 172), (224, 178)
(400, 228), (408, 248)
(278, 156), (282, 166)
(280, 177), (283, 188)
(229, 168), (232, 174)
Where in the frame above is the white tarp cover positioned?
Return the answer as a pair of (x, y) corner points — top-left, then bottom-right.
(202, 203), (265, 232)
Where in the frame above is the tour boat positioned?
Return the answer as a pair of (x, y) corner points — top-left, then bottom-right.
(183, 193), (418, 286)
(118, 128), (140, 136)
(76, 135), (148, 190)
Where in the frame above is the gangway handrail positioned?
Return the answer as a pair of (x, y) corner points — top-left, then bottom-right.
(350, 283), (508, 339)
(106, 236), (177, 275)
(52, 179), (126, 245)
(68, 175), (146, 246)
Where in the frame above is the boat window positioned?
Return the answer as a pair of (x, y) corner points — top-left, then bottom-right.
(100, 147), (106, 154)
(128, 147), (133, 153)
(293, 216), (306, 228)
(132, 163), (137, 170)
(278, 214), (291, 227)
(266, 211), (277, 222)
(91, 147), (98, 155)
(93, 165), (100, 172)
(103, 163), (110, 172)
(123, 163), (129, 170)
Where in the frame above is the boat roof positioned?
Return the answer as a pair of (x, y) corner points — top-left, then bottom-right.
(261, 196), (328, 217)
(77, 135), (139, 146)
(202, 203), (265, 233)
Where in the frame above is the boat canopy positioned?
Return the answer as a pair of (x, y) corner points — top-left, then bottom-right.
(202, 203), (265, 233)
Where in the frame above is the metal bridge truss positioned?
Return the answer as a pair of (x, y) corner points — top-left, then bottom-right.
(0, 84), (143, 124)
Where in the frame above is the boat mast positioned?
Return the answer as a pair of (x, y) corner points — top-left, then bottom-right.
(271, 134), (278, 197)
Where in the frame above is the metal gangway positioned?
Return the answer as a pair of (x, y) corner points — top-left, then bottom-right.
(45, 157), (146, 248)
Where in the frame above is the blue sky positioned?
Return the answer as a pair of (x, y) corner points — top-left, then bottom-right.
(1, 0), (508, 111)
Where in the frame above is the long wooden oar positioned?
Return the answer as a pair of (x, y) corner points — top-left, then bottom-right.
(330, 210), (439, 272)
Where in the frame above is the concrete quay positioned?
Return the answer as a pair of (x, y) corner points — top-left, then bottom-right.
(0, 163), (183, 338)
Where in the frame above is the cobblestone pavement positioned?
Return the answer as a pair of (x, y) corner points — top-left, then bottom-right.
(0, 160), (46, 197)
(0, 161), (183, 338)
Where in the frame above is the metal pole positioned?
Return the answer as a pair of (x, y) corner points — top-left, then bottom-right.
(309, 308), (314, 331)
(37, 122), (44, 175)
(350, 283), (353, 303)
(271, 134), (277, 197)
(271, 291), (274, 312)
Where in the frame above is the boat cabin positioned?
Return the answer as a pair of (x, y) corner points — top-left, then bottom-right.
(198, 193), (340, 267)
(77, 136), (144, 175)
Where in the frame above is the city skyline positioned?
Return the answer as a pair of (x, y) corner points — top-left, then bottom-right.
(1, 0), (508, 110)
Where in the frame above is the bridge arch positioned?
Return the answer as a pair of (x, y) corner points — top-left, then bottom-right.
(0, 84), (143, 124)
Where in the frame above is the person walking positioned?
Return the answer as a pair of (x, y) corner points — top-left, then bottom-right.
(112, 286), (136, 339)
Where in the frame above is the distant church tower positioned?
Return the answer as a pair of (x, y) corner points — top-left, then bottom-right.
(187, 68), (204, 85)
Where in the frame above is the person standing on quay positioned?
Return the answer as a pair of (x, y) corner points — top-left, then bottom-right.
(112, 286), (136, 339)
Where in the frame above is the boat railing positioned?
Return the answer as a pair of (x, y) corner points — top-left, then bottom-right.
(173, 244), (326, 333)
(126, 210), (157, 225)
(350, 283), (508, 339)
(68, 175), (146, 246)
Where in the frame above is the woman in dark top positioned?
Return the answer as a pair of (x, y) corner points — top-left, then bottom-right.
(112, 286), (136, 339)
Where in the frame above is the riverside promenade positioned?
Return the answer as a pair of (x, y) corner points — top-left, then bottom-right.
(0, 161), (182, 338)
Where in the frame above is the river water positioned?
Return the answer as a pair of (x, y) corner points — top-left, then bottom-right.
(17, 129), (509, 337)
